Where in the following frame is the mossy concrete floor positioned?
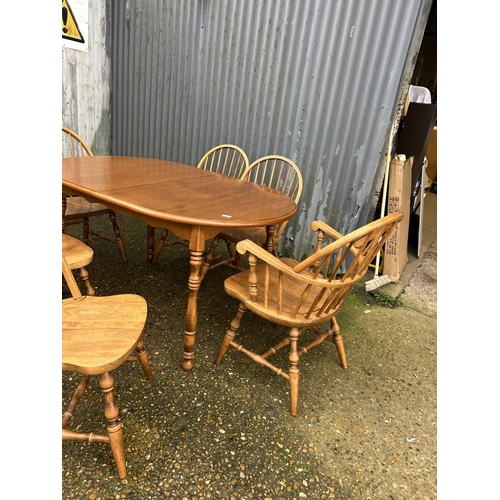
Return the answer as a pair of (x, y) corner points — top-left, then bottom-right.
(61, 200), (436, 499)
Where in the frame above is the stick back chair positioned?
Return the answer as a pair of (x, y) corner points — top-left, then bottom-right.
(148, 144), (249, 264)
(62, 233), (95, 296)
(62, 255), (153, 478)
(62, 126), (127, 262)
(202, 155), (303, 274)
(215, 212), (404, 416)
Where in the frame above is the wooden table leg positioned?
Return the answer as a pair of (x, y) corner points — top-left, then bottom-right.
(182, 248), (204, 371)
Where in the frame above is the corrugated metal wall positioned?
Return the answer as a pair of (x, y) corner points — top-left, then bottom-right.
(111, 0), (432, 259)
(62, 0), (112, 155)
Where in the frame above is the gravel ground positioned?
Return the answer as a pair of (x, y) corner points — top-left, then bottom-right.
(61, 213), (437, 499)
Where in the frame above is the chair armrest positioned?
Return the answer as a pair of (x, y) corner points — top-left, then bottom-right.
(236, 239), (295, 273)
(236, 239), (325, 285)
(310, 220), (343, 240)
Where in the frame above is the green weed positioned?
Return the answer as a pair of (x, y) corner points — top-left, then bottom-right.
(371, 290), (403, 308)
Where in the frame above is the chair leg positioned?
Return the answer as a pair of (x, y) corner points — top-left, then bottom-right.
(331, 317), (348, 369)
(229, 242), (240, 268)
(62, 375), (91, 430)
(77, 266), (96, 296)
(83, 217), (90, 241)
(135, 338), (154, 382)
(271, 237), (280, 257)
(215, 302), (247, 364)
(200, 235), (220, 280)
(147, 225), (155, 262)
(98, 371), (127, 479)
(288, 327), (300, 416)
(108, 211), (127, 263)
(152, 229), (169, 264)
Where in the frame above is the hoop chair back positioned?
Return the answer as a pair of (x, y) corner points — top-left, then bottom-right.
(62, 126), (93, 158)
(197, 144), (249, 178)
(241, 155), (303, 242)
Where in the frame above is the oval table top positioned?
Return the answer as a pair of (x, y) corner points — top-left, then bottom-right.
(62, 156), (298, 229)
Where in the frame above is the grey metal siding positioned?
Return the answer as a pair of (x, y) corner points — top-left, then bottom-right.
(111, 0), (432, 259)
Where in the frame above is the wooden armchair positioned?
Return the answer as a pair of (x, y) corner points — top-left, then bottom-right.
(62, 126), (127, 263)
(62, 255), (153, 478)
(202, 155), (303, 275)
(148, 144), (249, 264)
(215, 212), (404, 416)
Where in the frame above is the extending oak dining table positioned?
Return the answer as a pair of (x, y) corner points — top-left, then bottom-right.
(62, 156), (298, 371)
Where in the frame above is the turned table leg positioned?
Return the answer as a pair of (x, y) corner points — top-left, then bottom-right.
(182, 248), (204, 371)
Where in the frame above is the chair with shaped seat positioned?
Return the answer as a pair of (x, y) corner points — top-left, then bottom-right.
(201, 155), (303, 276)
(62, 126), (127, 263)
(62, 234), (95, 296)
(62, 254), (153, 478)
(148, 144), (249, 264)
(215, 211), (404, 416)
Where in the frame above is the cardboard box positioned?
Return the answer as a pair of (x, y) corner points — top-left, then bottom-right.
(383, 156), (413, 282)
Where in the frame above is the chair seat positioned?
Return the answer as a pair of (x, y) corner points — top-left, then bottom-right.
(224, 258), (344, 327)
(65, 196), (112, 219)
(62, 234), (94, 269)
(62, 294), (148, 375)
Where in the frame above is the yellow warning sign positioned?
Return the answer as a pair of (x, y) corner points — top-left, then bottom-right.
(62, 0), (85, 44)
